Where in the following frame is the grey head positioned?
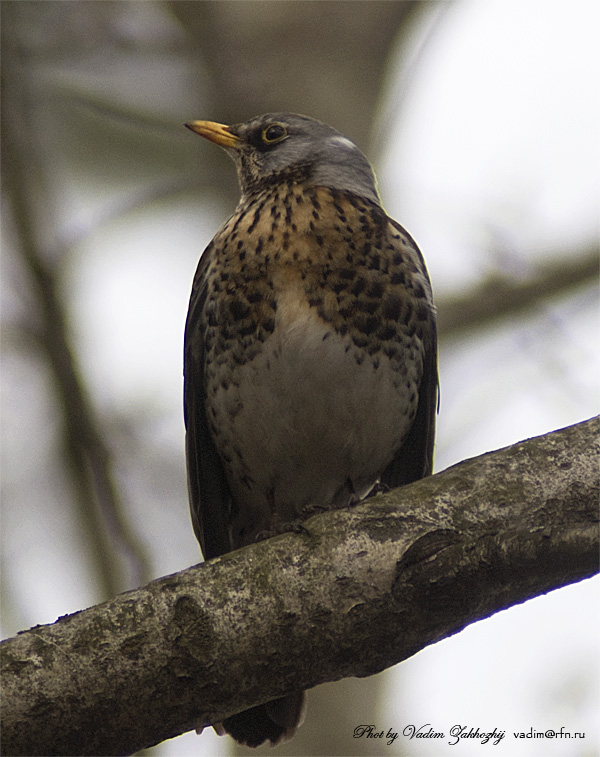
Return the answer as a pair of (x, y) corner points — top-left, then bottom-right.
(186, 112), (381, 206)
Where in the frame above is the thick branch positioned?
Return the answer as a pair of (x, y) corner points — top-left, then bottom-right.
(1, 417), (598, 756)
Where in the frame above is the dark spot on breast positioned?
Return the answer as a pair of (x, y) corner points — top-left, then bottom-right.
(334, 206), (347, 223)
(355, 315), (379, 335)
(239, 321), (257, 337)
(390, 271), (405, 285)
(366, 281), (384, 298)
(247, 206), (263, 234)
(382, 293), (403, 320)
(229, 299), (250, 321)
(338, 268), (356, 280)
(378, 324), (397, 341)
(355, 299), (379, 314)
(412, 282), (426, 299)
(351, 277), (366, 296)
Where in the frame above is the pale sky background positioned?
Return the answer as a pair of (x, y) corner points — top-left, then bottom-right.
(2, 1), (598, 756)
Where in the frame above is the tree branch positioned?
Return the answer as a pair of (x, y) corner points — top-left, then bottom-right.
(1, 417), (598, 756)
(437, 246), (599, 338)
(1, 18), (152, 594)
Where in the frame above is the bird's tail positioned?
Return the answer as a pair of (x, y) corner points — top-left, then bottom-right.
(218, 692), (307, 748)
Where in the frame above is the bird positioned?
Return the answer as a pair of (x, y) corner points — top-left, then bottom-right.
(184, 112), (438, 748)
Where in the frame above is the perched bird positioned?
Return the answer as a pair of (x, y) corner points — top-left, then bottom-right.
(184, 113), (438, 748)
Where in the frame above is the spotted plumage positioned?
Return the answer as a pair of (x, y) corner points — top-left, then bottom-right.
(184, 113), (438, 748)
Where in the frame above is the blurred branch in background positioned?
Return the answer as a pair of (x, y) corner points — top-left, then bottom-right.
(1, 4), (151, 598)
(169, 0), (423, 149)
(437, 246), (599, 338)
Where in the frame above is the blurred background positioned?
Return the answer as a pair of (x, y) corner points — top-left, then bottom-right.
(1, 1), (598, 756)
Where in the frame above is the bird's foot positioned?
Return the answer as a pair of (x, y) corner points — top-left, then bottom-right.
(365, 481), (390, 499)
(300, 503), (329, 517)
(254, 519), (311, 543)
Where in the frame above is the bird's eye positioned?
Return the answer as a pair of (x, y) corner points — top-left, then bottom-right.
(262, 123), (288, 144)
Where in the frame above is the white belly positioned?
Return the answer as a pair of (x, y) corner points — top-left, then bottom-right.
(208, 288), (422, 544)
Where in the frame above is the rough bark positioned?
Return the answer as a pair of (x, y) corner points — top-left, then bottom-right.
(1, 417), (598, 756)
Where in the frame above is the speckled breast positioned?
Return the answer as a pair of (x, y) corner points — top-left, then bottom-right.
(200, 184), (435, 545)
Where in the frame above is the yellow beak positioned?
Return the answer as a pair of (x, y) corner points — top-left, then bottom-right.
(185, 120), (241, 149)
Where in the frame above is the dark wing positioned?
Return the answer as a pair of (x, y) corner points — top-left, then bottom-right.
(184, 243), (233, 560)
(381, 323), (438, 485)
(381, 221), (439, 487)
